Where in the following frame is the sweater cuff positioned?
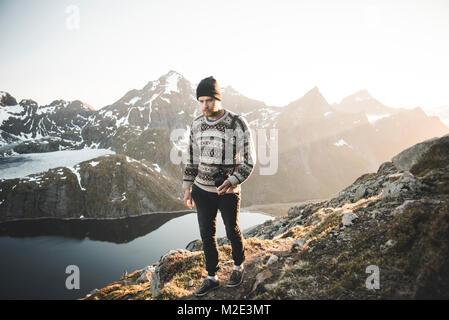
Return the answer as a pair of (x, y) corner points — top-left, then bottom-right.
(226, 175), (240, 186)
(183, 180), (194, 190)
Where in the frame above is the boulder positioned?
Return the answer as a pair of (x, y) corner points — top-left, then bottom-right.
(392, 135), (449, 173)
(342, 211), (358, 226)
(381, 171), (425, 199)
(185, 239), (202, 252)
(266, 255), (279, 266)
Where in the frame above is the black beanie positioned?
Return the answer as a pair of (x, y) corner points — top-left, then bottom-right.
(196, 76), (222, 101)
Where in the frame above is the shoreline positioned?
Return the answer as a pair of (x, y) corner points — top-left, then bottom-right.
(0, 209), (196, 225)
(0, 198), (335, 224)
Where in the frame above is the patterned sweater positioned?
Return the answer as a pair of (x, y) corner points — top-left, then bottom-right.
(182, 108), (256, 194)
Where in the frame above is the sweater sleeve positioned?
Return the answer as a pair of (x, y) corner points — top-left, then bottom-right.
(182, 123), (200, 190)
(226, 116), (256, 186)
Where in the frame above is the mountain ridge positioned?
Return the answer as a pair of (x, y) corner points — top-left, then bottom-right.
(2, 70), (448, 209)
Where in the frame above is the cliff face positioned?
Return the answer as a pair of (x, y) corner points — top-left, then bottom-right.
(0, 154), (185, 222)
(83, 134), (449, 300)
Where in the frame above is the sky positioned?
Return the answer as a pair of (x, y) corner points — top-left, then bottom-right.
(1, 0), (448, 111)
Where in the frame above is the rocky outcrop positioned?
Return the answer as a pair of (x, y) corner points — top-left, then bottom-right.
(392, 135), (449, 172)
(83, 134), (449, 300)
(0, 91), (17, 106)
(0, 154), (185, 222)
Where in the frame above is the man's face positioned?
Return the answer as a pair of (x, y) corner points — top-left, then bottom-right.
(198, 96), (221, 117)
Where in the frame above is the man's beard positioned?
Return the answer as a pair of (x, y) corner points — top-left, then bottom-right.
(204, 109), (223, 118)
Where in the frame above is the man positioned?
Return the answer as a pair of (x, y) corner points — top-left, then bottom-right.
(182, 76), (256, 297)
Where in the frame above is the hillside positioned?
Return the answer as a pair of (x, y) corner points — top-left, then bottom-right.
(82, 134), (449, 300)
(0, 154), (185, 222)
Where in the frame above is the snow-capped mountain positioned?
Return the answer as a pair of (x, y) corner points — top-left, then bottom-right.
(1, 70), (449, 210)
(96, 70), (198, 133)
(0, 92), (96, 151)
(242, 86), (449, 205)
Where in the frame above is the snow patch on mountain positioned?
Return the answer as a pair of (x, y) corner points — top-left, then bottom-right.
(127, 96), (142, 105)
(366, 113), (390, 124)
(0, 104), (25, 126)
(163, 72), (181, 94)
(67, 164), (86, 191)
(0, 149), (115, 179)
(334, 139), (353, 148)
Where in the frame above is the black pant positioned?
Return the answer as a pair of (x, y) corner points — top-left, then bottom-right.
(191, 183), (245, 276)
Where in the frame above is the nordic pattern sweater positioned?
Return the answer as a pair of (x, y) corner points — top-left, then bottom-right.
(182, 108), (256, 194)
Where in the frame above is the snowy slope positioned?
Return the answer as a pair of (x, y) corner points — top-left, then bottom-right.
(0, 148), (115, 180)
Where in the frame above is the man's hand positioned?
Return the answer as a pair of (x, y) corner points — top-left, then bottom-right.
(217, 180), (232, 196)
(184, 188), (195, 209)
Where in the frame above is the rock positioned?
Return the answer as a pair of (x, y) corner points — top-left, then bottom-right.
(342, 211), (358, 226)
(151, 249), (191, 296)
(392, 200), (417, 216)
(185, 239), (202, 252)
(291, 238), (307, 253)
(273, 220), (282, 228)
(370, 210), (380, 219)
(137, 266), (155, 283)
(392, 199), (443, 217)
(392, 135), (449, 172)
(89, 288), (98, 295)
(381, 171), (425, 200)
(267, 255), (279, 266)
(278, 226), (288, 234)
(354, 186), (366, 201)
(409, 135), (449, 177)
(287, 289), (297, 297)
(242, 224), (261, 236)
(388, 173), (403, 183)
(264, 282), (278, 291)
(159, 249), (190, 263)
(0, 91), (18, 106)
(222, 260), (233, 266)
(290, 216), (306, 228)
(251, 269), (273, 293)
(150, 270), (162, 296)
(377, 161), (400, 175)
(380, 239), (397, 251)
(217, 237), (230, 246)
(288, 204), (308, 217)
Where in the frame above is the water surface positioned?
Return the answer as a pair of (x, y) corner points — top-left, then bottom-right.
(0, 210), (272, 299)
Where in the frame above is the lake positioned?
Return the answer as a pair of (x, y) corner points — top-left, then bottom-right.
(0, 210), (272, 300)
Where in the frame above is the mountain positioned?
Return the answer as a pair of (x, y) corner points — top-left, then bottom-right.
(0, 92), (96, 152)
(333, 89), (401, 115)
(83, 134), (449, 300)
(422, 105), (449, 127)
(1, 71), (449, 210)
(242, 86), (448, 206)
(0, 154), (185, 223)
